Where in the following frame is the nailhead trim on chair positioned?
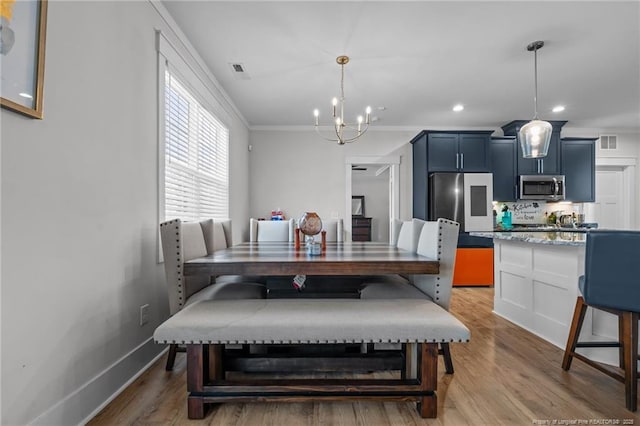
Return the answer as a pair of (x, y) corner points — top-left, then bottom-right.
(160, 219), (185, 310)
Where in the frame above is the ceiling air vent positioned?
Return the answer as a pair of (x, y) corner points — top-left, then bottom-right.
(229, 63), (250, 80)
(599, 135), (617, 150)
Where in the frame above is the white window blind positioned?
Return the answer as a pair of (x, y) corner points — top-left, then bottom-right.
(164, 70), (229, 221)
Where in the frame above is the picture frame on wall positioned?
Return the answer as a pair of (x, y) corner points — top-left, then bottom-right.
(1, 0), (48, 119)
(351, 195), (365, 217)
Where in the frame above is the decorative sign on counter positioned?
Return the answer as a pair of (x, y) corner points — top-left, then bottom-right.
(498, 201), (545, 224)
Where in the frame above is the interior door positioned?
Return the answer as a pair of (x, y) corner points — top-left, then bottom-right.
(585, 167), (625, 229)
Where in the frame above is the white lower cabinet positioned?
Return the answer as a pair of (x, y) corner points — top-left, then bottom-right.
(493, 239), (626, 366)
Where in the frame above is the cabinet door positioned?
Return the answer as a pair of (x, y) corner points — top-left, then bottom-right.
(539, 133), (560, 174)
(491, 138), (517, 201)
(561, 138), (595, 202)
(427, 133), (458, 171)
(458, 133), (491, 172)
(517, 132), (561, 174)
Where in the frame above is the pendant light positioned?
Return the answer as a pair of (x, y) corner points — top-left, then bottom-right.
(519, 40), (552, 159)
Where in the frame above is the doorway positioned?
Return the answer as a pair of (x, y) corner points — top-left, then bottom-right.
(345, 156), (400, 242)
(584, 159), (636, 229)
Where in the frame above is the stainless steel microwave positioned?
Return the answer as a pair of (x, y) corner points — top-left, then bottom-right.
(519, 175), (565, 200)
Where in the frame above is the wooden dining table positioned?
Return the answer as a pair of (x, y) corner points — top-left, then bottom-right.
(184, 241), (439, 278)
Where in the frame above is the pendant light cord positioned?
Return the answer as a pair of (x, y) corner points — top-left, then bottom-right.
(533, 46), (539, 120)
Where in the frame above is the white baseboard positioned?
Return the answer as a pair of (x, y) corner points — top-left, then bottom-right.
(29, 338), (166, 426)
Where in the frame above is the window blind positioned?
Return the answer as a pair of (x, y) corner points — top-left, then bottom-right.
(164, 70), (229, 221)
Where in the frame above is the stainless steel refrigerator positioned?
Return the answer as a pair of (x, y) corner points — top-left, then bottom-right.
(428, 173), (494, 232)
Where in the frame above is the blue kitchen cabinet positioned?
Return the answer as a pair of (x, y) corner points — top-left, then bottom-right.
(491, 137), (517, 201)
(426, 131), (492, 172)
(561, 137), (596, 202)
(411, 130), (493, 219)
(502, 120), (567, 175)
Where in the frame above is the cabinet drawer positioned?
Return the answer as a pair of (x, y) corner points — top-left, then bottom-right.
(352, 218), (371, 226)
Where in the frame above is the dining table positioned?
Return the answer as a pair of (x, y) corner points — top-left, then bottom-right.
(183, 241), (440, 278)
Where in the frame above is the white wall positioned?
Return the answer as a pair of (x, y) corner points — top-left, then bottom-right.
(0, 1), (250, 424)
(352, 169), (390, 242)
(248, 129), (415, 230)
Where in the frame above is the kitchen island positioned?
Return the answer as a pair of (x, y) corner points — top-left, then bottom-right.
(471, 231), (622, 366)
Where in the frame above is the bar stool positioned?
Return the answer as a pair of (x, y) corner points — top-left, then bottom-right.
(562, 230), (640, 411)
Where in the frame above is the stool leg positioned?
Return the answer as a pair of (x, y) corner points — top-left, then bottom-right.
(618, 314), (625, 369)
(620, 311), (638, 412)
(563, 297), (588, 371)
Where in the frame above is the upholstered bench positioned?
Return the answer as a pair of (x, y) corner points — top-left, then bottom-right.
(154, 298), (470, 419)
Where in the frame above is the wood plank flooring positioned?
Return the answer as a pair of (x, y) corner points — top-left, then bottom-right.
(89, 288), (640, 425)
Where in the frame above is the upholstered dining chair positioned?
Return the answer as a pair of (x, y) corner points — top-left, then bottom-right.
(360, 218), (460, 373)
(360, 218), (425, 285)
(562, 230), (639, 412)
(249, 218), (295, 242)
(160, 218), (266, 370)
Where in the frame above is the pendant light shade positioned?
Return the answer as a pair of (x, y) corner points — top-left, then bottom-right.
(519, 40), (552, 159)
(519, 119), (553, 158)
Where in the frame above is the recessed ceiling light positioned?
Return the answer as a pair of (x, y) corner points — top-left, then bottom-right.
(452, 104), (464, 112)
(18, 92), (33, 99)
(552, 105), (565, 113)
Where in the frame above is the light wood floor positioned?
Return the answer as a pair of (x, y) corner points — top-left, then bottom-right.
(89, 288), (640, 425)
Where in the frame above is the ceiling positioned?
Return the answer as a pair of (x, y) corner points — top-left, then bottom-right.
(161, 1), (640, 133)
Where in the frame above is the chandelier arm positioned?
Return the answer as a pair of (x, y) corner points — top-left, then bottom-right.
(314, 126), (341, 143)
(338, 125), (370, 144)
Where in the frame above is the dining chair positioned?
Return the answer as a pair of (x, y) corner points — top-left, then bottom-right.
(160, 218), (266, 370)
(361, 218), (425, 285)
(249, 218), (295, 242)
(562, 230), (639, 412)
(360, 218), (460, 373)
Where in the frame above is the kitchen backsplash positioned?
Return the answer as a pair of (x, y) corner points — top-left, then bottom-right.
(493, 201), (584, 225)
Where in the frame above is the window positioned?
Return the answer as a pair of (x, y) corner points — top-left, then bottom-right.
(163, 70), (229, 221)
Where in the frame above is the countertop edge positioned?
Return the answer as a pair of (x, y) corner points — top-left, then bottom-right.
(469, 231), (585, 246)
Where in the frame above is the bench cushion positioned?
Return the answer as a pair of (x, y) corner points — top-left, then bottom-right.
(154, 299), (470, 345)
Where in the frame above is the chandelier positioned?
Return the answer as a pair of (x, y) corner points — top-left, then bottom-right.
(313, 55), (371, 145)
(519, 40), (553, 159)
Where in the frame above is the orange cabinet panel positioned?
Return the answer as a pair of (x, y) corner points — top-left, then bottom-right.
(452, 248), (494, 287)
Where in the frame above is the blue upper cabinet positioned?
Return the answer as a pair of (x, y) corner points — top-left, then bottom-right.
(426, 131), (492, 172)
(411, 130), (493, 220)
(561, 137), (596, 202)
(502, 120), (567, 175)
(490, 137), (517, 201)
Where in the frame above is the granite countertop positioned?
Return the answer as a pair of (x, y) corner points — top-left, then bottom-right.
(470, 231), (586, 246)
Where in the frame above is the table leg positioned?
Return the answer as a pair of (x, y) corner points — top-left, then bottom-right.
(417, 342), (438, 418)
(187, 344), (205, 419)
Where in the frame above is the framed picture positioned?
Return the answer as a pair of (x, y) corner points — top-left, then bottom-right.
(1, 0), (48, 119)
(351, 195), (365, 217)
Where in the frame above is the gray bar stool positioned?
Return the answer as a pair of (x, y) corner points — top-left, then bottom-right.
(562, 230), (639, 411)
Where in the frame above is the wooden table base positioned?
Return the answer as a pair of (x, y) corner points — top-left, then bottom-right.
(185, 343), (439, 419)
